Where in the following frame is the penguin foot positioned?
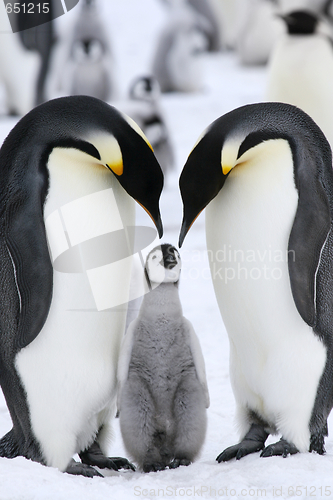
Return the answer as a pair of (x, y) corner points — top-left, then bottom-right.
(0, 430), (19, 458)
(260, 439), (298, 458)
(216, 424), (269, 462)
(142, 462), (166, 472)
(169, 458), (191, 469)
(65, 459), (104, 478)
(79, 442), (135, 471)
(310, 428), (327, 455)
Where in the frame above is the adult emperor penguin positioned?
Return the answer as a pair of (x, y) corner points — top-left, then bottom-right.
(265, 10), (333, 147)
(179, 102), (333, 460)
(0, 95), (163, 476)
(117, 244), (209, 472)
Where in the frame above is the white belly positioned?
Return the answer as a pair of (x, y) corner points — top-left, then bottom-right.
(16, 147), (135, 470)
(206, 139), (326, 450)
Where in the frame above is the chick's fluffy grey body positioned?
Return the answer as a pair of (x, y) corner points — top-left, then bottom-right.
(119, 281), (207, 471)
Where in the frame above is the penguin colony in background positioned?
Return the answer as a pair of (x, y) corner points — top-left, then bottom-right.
(266, 10), (333, 148)
(179, 102), (333, 460)
(0, 95), (163, 476)
(117, 244), (209, 472)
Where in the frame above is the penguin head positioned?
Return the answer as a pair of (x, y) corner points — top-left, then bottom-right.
(72, 38), (105, 62)
(280, 10), (319, 35)
(14, 96), (164, 237)
(129, 76), (161, 102)
(178, 102), (331, 247)
(145, 244), (181, 285)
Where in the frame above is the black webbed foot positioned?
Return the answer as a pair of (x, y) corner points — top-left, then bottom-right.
(260, 438), (298, 458)
(143, 462), (167, 472)
(216, 424), (269, 462)
(309, 426), (327, 455)
(79, 441), (135, 471)
(65, 459), (104, 478)
(169, 458), (191, 469)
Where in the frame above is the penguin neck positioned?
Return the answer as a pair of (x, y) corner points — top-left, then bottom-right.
(140, 282), (183, 320)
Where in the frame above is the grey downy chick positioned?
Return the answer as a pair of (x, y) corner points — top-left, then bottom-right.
(117, 244), (209, 472)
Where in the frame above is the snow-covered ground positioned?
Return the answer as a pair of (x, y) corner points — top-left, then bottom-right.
(0, 1), (332, 499)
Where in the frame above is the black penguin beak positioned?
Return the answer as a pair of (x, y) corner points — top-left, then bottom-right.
(155, 214), (163, 239)
(179, 211), (202, 248)
(135, 200), (163, 238)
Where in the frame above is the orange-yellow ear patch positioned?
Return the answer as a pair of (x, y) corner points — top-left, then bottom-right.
(105, 135), (123, 176)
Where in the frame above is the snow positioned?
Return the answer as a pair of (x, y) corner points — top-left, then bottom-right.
(0, 1), (332, 499)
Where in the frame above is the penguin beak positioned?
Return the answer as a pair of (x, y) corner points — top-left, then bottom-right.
(179, 210), (202, 248)
(135, 200), (163, 238)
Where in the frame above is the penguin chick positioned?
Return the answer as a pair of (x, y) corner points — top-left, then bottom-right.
(266, 10), (333, 147)
(61, 0), (114, 101)
(117, 244), (209, 472)
(151, 0), (208, 93)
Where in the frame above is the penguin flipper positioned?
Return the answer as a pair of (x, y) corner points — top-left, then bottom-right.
(1, 172), (53, 349)
(183, 318), (210, 408)
(288, 166), (331, 327)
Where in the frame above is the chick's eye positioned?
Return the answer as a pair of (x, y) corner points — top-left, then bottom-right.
(152, 255), (157, 260)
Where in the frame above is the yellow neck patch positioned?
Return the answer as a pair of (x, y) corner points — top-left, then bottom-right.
(221, 137), (242, 176)
(105, 135), (123, 176)
(87, 132), (124, 176)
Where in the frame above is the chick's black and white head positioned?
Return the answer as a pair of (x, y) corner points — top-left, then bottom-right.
(145, 244), (181, 285)
(129, 76), (161, 102)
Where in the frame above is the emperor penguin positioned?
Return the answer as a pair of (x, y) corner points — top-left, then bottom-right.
(0, 0), (54, 114)
(178, 102), (333, 460)
(151, 0), (208, 93)
(236, 0), (284, 66)
(117, 244), (209, 472)
(265, 10), (333, 147)
(161, 0), (221, 50)
(0, 95), (163, 476)
(60, 0), (115, 101)
(118, 76), (174, 176)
